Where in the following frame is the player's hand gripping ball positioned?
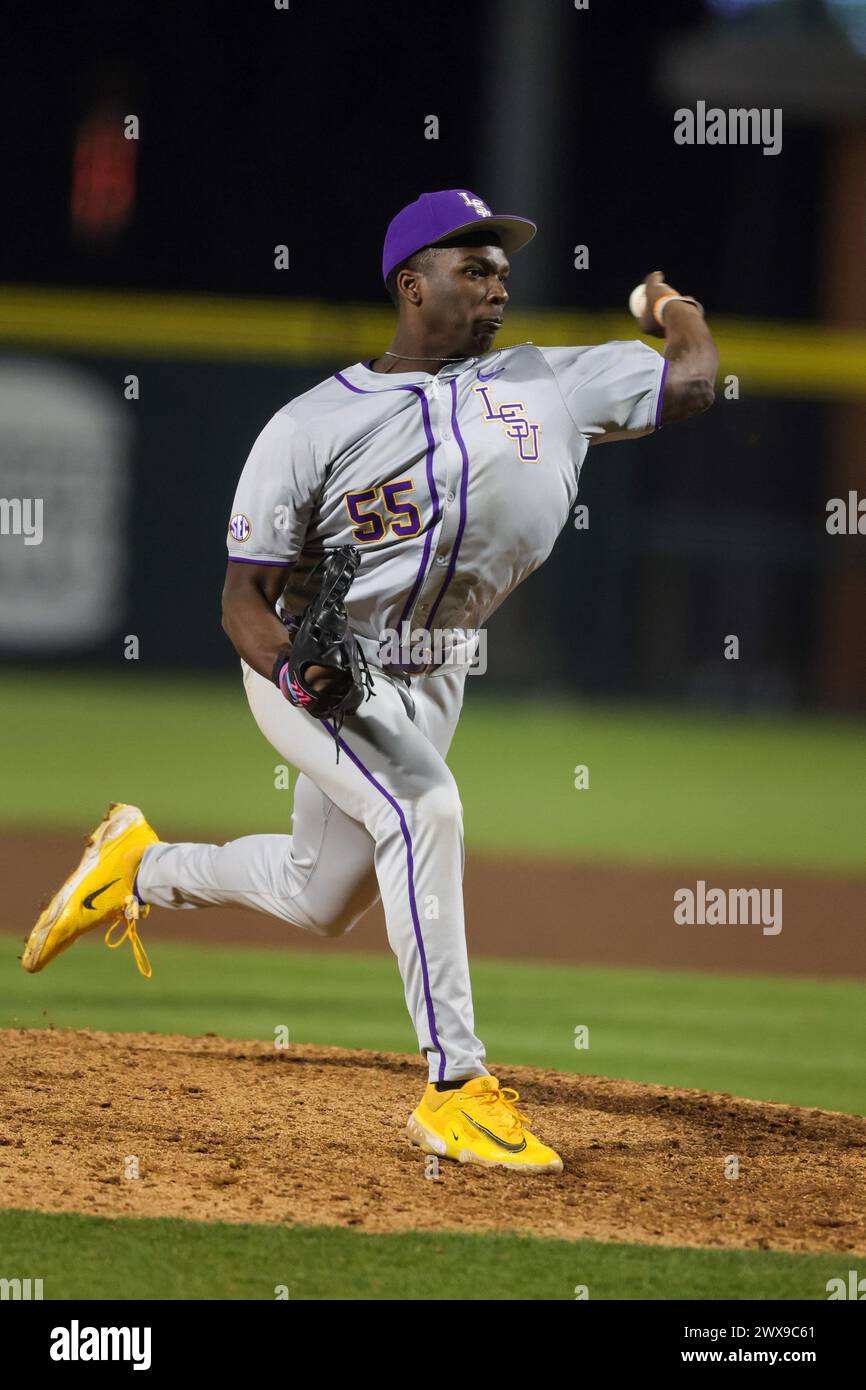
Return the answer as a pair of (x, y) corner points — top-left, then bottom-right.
(629, 270), (703, 339)
(628, 270), (677, 338)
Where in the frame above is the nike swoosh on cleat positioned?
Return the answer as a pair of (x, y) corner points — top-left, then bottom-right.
(82, 879), (121, 910)
(462, 1112), (528, 1153)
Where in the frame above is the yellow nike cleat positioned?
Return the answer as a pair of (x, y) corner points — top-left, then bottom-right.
(407, 1075), (564, 1173)
(21, 803), (159, 978)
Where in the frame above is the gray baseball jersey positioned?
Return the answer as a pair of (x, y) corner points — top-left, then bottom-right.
(139, 339), (667, 1085)
(226, 340), (666, 672)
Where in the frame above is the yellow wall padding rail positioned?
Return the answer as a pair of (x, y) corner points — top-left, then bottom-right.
(1, 285), (865, 397)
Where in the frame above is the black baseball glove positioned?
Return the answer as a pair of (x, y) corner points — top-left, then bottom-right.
(272, 545), (374, 757)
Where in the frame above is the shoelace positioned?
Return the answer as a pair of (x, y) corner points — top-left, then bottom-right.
(104, 895), (152, 979)
(467, 1087), (530, 1140)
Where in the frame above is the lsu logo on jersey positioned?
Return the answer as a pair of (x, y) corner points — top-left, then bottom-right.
(474, 384), (541, 463)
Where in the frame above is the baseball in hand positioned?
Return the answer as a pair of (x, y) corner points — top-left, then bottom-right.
(629, 284), (648, 319)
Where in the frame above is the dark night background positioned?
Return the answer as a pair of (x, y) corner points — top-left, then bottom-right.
(3, 0), (826, 314)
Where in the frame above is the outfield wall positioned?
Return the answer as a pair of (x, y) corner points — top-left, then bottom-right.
(1, 293), (864, 712)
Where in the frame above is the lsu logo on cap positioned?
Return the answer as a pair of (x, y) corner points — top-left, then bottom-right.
(458, 191), (491, 218)
(229, 513), (251, 542)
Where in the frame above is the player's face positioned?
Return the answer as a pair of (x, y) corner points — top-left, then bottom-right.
(424, 246), (510, 354)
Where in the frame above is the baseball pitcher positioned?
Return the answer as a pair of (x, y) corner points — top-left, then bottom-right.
(22, 189), (718, 1173)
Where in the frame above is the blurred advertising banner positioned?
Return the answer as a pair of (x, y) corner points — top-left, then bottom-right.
(0, 359), (132, 649)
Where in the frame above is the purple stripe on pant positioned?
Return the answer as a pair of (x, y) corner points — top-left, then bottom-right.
(322, 715), (447, 1080)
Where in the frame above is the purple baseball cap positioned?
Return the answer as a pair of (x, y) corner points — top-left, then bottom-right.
(382, 189), (536, 283)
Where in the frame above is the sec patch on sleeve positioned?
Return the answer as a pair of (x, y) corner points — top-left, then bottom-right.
(228, 513), (252, 543)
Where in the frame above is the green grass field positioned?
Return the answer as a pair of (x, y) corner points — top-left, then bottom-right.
(3, 937), (864, 1114)
(0, 1209), (848, 1300)
(2, 672), (862, 1299)
(1, 672), (864, 870)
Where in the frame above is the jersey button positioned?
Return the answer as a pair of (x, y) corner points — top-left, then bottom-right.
(436, 554), (448, 566)
(446, 490), (456, 503)
(442, 430), (452, 441)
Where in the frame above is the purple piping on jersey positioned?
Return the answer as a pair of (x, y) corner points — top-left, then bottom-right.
(396, 391), (440, 623)
(654, 358), (669, 429)
(426, 377), (469, 630)
(333, 370), (441, 626)
(227, 555), (289, 566)
(321, 716), (447, 1080)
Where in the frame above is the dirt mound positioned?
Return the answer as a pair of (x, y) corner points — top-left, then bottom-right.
(1, 1028), (864, 1253)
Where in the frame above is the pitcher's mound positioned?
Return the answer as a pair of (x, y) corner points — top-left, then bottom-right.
(2, 1028), (864, 1254)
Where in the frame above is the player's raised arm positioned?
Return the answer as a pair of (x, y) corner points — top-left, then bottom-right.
(634, 269), (718, 426)
(539, 273), (718, 448)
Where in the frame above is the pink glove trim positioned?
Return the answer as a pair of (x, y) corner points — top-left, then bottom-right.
(278, 661), (312, 707)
